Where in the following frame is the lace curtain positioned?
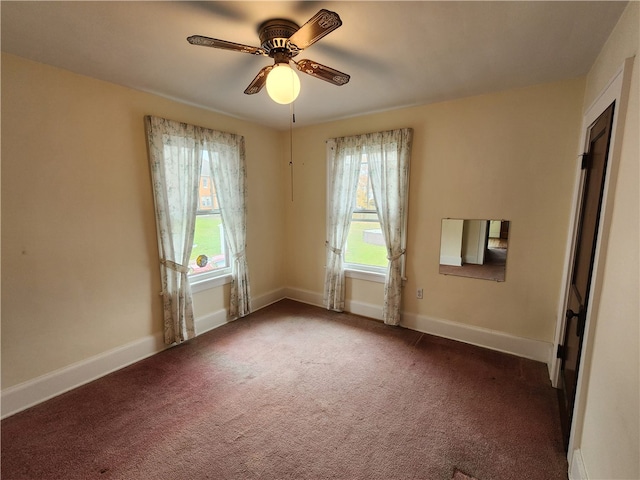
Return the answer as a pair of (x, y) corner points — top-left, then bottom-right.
(145, 116), (201, 344)
(203, 130), (251, 319)
(145, 116), (250, 344)
(367, 128), (413, 325)
(324, 128), (413, 325)
(324, 139), (362, 311)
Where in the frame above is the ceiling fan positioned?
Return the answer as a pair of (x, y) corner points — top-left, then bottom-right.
(187, 9), (350, 104)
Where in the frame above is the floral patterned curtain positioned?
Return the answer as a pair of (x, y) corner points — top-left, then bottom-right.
(324, 129), (412, 324)
(204, 130), (251, 319)
(367, 128), (413, 325)
(324, 138), (362, 311)
(145, 116), (251, 342)
(145, 116), (201, 344)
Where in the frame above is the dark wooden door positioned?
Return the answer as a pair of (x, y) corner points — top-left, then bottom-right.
(557, 102), (615, 448)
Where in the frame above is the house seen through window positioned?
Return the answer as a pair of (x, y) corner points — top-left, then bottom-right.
(190, 151), (229, 277)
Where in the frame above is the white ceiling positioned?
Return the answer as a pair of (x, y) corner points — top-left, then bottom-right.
(1, 1), (628, 130)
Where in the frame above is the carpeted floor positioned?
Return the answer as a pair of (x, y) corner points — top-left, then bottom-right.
(439, 247), (507, 282)
(1, 300), (568, 479)
(452, 469), (479, 480)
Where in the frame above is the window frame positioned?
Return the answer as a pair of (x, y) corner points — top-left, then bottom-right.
(326, 140), (410, 285)
(188, 149), (232, 291)
(326, 153), (387, 284)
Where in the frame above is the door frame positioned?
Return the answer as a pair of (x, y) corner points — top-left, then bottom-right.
(550, 57), (634, 465)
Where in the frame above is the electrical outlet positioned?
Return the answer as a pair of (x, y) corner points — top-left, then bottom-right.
(416, 288), (423, 299)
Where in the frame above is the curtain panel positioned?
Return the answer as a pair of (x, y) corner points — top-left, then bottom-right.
(145, 116), (201, 344)
(324, 138), (363, 311)
(145, 116), (250, 345)
(324, 128), (413, 324)
(204, 130), (251, 319)
(367, 128), (413, 325)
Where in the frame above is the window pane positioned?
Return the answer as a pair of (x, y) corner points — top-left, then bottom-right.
(345, 212), (387, 268)
(189, 152), (228, 276)
(190, 213), (227, 274)
(355, 161), (376, 210)
(345, 156), (387, 269)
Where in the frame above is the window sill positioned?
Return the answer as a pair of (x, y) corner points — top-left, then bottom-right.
(345, 268), (385, 284)
(189, 273), (233, 293)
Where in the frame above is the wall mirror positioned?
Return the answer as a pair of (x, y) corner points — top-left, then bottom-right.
(439, 219), (510, 281)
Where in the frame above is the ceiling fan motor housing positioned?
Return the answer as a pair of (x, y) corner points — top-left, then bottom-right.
(258, 19), (300, 58)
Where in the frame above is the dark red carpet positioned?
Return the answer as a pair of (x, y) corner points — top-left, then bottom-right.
(1, 300), (567, 479)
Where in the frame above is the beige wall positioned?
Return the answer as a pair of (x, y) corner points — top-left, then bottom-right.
(0, 51), (587, 405)
(285, 78), (585, 342)
(573, 2), (639, 479)
(1, 53), (285, 388)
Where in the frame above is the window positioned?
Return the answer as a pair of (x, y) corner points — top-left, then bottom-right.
(324, 128), (412, 323)
(344, 157), (387, 271)
(146, 115), (250, 331)
(189, 151), (230, 280)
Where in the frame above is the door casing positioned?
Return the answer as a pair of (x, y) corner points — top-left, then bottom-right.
(550, 57), (634, 464)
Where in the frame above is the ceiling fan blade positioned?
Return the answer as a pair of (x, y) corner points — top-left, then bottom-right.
(187, 35), (267, 56)
(295, 59), (350, 86)
(288, 9), (342, 50)
(244, 65), (273, 95)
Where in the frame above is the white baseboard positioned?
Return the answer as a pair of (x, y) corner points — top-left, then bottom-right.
(282, 287), (384, 322)
(1, 291), (287, 419)
(569, 449), (589, 480)
(346, 298), (384, 321)
(283, 286), (323, 308)
(195, 308), (230, 335)
(2, 288), (551, 419)
(401, 311), (552, 363)
(1, 332), (168, 419)
(251, 287), (287, 312)
(284, 287), (551, 364)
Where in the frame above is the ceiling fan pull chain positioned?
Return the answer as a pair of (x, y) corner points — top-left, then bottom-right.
(289, 102), (295, 202)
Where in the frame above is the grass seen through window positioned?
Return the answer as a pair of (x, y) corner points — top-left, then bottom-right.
(190, 214), (225, 273)
(345, 219), (388, 268)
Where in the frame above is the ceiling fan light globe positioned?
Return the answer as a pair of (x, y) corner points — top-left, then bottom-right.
(266, 64), (300, 104)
